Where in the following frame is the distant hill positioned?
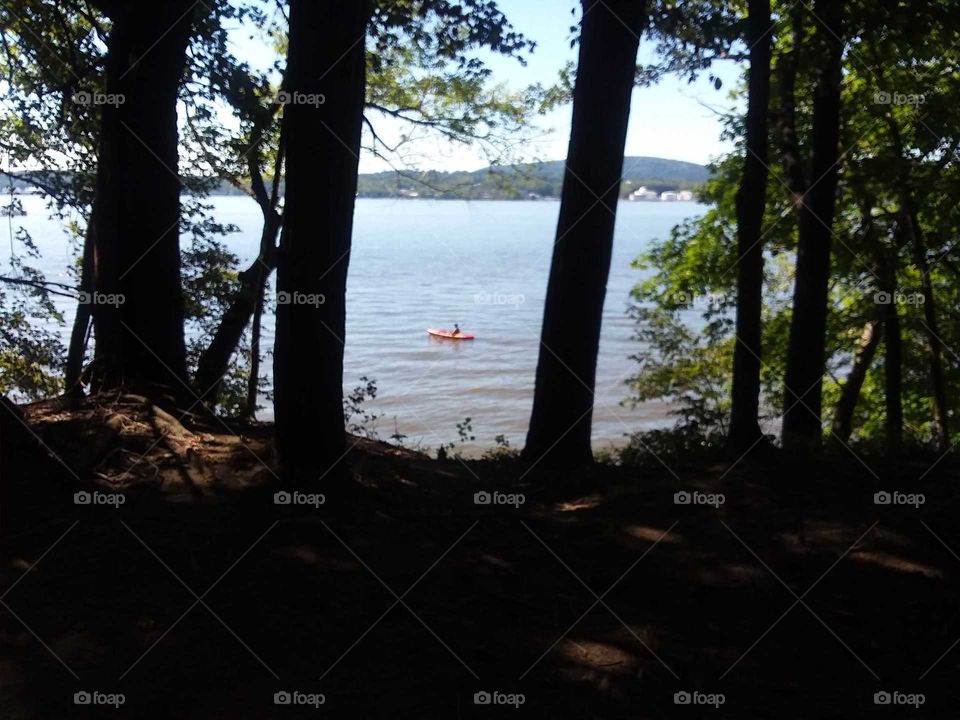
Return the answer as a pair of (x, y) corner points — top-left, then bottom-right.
(4, 156), (710, 201)
(356, 156), (710, 200)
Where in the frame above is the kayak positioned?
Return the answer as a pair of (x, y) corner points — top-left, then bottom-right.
(427, 328), (475, 340)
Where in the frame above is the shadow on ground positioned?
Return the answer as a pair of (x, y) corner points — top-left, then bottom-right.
(0, 395), (956, 718)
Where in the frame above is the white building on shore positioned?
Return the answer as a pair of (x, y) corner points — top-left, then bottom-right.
(629, 186), (660, 201)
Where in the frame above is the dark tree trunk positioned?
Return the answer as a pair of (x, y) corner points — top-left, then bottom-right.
(193, 124), (284, 405)
(904, 209), (950, 449)
(65, 222), (95, 397)
(776, 3), (807, 204)
(870, 65), (950, 450)
(728, 0), (773, 454)
(193, 211), (280, 401)
(274, 0), (371, 485)
(781, 0), (844, 450)
(245, 138), (285, 419)
(523, 0), (645, 467)
(831, 320), (880, 443)
(244, 269), (267, 419)
(878, 257), (903, 454)
(883, 312), (905, 453)
(89, 2), (195, 396)
(244, 144), (285, 418)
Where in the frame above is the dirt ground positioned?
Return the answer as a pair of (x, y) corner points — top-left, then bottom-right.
(1, 393), (958, 718)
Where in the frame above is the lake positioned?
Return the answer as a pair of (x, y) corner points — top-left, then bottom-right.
(13, 196), (706, 453)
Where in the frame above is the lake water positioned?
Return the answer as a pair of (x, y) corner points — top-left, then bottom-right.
(14, 196), (706, 452)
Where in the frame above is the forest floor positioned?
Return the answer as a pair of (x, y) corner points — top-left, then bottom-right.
(1, 393), (959, 719)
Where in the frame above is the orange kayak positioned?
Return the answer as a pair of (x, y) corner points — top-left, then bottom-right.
(427, 328), (475, 340)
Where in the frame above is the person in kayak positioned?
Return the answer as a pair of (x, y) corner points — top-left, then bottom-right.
(452, 323), (462, 337)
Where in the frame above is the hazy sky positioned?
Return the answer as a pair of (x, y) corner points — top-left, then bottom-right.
(228, 0), (744, 173)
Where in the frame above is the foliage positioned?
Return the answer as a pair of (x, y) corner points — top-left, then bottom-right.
(481, 433), (519, 460)
(616, 426), (727, 469)
(628, 0), (960, 450)
(344, 376), (383, 439)
(0, 222), (65, 398)
(0, 0), (544, 415)
(5, 0), (960, 459)
(436, 416), (475, 459)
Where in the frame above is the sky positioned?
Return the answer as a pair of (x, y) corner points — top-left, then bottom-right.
(446, 0), (744, 171)
(227, 0), (745, 174)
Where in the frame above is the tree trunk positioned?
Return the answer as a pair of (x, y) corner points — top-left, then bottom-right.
(781, 0), (844, 450)
(244, 269), (267, 419)
(274, 0), (371, 485)
(728, 0), (773, 454)
(776, 2), (807, 204)
(870, 62), (950, 451)
(193, 210), (280, 401)
(904, 209), (950, 449)
(831, 320), (880, 442)
(193, 121), (284, 405)
(65, 222), (95, 397)
(878, 256), (903, 454)
(523, 0), (645, 467)
(245, 136), (285, 419)
(89, 2), (195, 396)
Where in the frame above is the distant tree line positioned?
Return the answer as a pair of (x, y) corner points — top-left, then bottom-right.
(356, 157), (707, 199)
(4, 157), (708, 201)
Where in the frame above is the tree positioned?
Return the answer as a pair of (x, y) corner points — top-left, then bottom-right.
(871, 74), (950, 450)
(191, 99), (284, 406)
(524, 0), (646, 467)
(270, 0), (534, 482)
(727, 0), (773, 453)
(831, 319), (881, 443)
(780, 0), (845, 450)
(86, 1), (200, 395)
(841, 0), (958, 450)
(1, 1), (103, 398)
(273, 0), (373, 485)
(879, 253), (904, 454)
(191, 6), (539, 409)
(628, 0), (960, 455)
(1, 1), (254, 407)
